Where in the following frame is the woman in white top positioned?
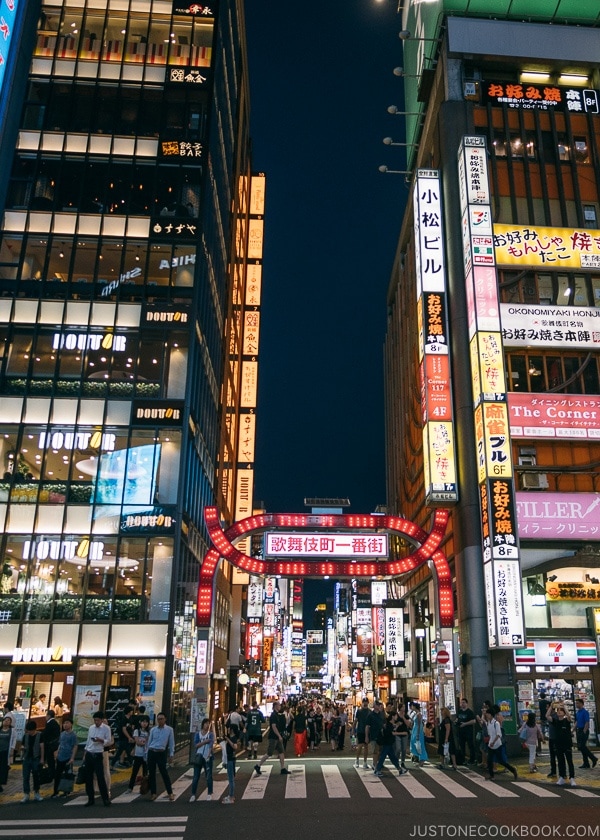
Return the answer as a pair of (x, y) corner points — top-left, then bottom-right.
(128, 717), (150, 792)
(485, 706), (518, 781)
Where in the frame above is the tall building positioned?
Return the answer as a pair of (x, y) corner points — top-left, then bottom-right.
(0, 0), (259, 743)
(385, 1), (600, 723)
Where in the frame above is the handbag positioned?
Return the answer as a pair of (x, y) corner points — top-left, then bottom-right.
(139, 775), (150, 795)
(519, 728), (528, 741)
(58, 770), (75, 793)
(75, 763), (87, 785)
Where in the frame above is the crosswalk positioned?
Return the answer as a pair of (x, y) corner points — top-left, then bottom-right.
(0, 817), (187, 840)
(57, 761), (599, 805)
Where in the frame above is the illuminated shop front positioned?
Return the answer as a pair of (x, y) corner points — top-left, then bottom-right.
(0, 0), (254, 742)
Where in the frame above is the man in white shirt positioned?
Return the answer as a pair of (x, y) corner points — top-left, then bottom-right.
(146, 712), (175, 801)
(84, 712), (112, 806)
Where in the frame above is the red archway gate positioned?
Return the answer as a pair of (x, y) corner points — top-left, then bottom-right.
(197, 507), (453, 627)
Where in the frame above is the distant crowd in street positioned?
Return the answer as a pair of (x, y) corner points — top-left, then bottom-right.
(1, 692), (596, 806)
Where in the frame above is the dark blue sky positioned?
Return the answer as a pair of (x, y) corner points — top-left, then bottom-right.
(245, 0), (408, 515)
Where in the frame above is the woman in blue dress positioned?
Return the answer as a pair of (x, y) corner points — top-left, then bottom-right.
(409, 702), (428, 765)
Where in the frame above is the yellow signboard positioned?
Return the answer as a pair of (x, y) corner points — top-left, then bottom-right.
(494, 224), (600, 270)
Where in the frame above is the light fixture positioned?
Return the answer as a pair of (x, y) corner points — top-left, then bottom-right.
(399, 30), (441, 43)
(520, 71), (551, 84)
(558, 73), (589, 86)
(378, 165), (413, 176)
(383, 137), (419, 146)
(564, 286), (572, 297)
(388, 105), (423, 116)
(135, 253), (140, 261)
(393, 66), (419, 78)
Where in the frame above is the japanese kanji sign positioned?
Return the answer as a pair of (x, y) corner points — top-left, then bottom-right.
(494, 223), (600, 269)
(508, 393), (600, 439)
(501, 303), (600, 350)
(414, 170), (458, 506)
(384, 606), (405, 665)
(458, 136), (525, 649)
(483, 81), (599, 114)
(264, 533), (388, 558)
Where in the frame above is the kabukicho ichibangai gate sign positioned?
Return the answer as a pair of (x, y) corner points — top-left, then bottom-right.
(197, 508), (454, 627)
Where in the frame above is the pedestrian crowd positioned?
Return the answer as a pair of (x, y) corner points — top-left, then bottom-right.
(1, 693), (596, 806)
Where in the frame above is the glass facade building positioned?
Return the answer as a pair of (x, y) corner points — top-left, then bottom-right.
(0, 0), (257, 744)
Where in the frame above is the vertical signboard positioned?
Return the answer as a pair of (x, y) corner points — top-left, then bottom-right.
(457, 136), (525, 649)
(413, 170), (458, 505)
(234, 173), (265, 555)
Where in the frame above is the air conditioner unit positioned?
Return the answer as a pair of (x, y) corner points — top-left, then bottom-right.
(521, 472), (549, 490)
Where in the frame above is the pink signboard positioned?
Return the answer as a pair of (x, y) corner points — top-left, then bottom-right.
(516, 492), (600, 539)
(508, 393), (600, 440)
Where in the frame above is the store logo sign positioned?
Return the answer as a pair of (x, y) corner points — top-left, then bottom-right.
(52, 332), (126, 352)
(12, 646), (74, 664)
(38, 431), (116, 451)
(22, 538), (104, 561)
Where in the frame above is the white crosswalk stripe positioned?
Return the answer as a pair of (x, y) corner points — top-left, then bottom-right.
(512, 782), (560, 798)
(241, 764), (272, 799)
(55, 762), (600, 806)
(395, 772), (434, 798)
(194, 780), (229, 802)
(321, 765), (350, 798)
(0, 817), (187, 840)
(355, 766), (392, 798)
(566, 788), (600, 798)
(419, 768), (477, 798)
(458, 770), (519, 798)
(285, 765), (306, 798)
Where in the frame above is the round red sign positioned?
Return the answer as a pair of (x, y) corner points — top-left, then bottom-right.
(436, 649), (450, 665)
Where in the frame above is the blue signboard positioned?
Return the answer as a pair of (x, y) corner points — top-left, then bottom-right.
(0, 0), (19, 101)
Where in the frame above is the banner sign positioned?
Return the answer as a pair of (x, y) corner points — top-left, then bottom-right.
(515, 641), (598, 666)
(517, 491), (600, 539)
(508, 393), (600, 440)
(483, 81), (599, 114)
(493, 224), (600, 270)
(265, 532), (388, 558)
(459, 135), (525, 649)
(501, 303), (600, 350)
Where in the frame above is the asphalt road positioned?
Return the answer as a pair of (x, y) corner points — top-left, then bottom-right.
(2, 754), (599, 840)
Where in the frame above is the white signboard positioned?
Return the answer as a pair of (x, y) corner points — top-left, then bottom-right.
(265, 532), (388, 558)
(371, 580), (388, 605)
(501, 303), (600, 350)
(493, 560), (525, 647)
(384, 607), (404, 664)
(306, 630), (324, 645)
(247, 580), (263, 618)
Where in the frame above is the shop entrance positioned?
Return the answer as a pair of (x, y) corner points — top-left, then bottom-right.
(12, 666), (74, 723)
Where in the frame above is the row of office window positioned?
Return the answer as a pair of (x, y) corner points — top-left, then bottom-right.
(499, 271), (600, 308)
(0, 235), (198, 296)
(506, 352), (600, 395)
(492, 132), (591, 163)
(36, 2), (214, 69)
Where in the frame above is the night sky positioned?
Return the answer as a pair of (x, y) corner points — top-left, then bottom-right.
(245, 0), (409, 517)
